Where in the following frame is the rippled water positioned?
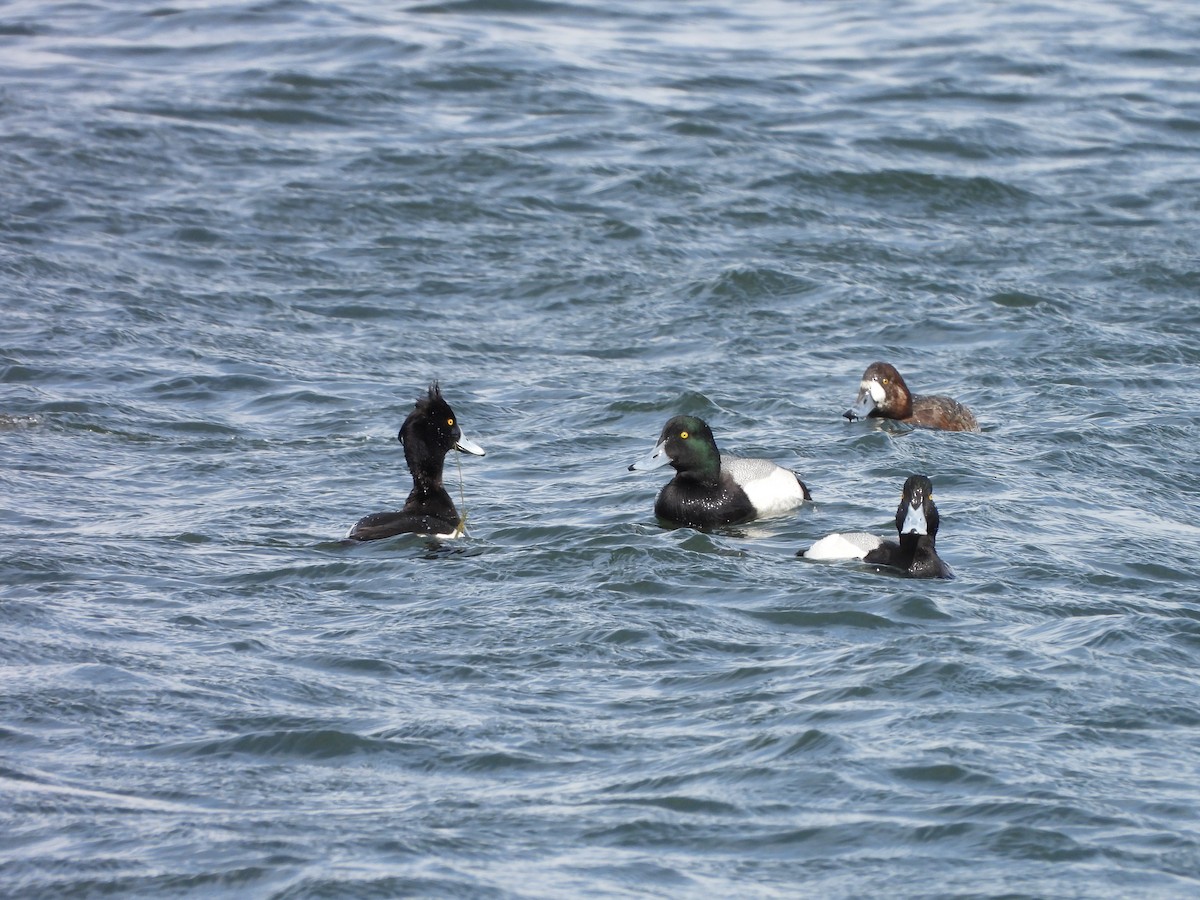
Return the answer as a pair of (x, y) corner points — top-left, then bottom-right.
(3, 0), (1200, 896)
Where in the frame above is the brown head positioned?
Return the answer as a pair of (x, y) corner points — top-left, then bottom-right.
(844, 361), (912, 421)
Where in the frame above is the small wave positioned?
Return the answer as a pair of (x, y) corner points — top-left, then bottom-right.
(410, 0), (626, 18)
(151, 728), (404, 760)
(752, 168), (1032, 214)
(746, 607), (902, 631)
(0, 412), (41, 429)
(686, 266), (822, 303)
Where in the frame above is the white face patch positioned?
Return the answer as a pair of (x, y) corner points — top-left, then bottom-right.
(901, 501), (928, 535)
(868, 379), (887, 404)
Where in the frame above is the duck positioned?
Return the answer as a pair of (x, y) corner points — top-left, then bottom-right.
(629, 414), (810, 529)
(799, 474), (951, 578)
(347, 383), (485, 541)
(843, 362), (979, 432)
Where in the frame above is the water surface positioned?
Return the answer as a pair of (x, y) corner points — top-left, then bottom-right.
(3, 0), (1200, 896)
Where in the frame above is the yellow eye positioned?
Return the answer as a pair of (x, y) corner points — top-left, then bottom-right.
(881, 378), (889, 385)
(447, 417), (454, 426)
(680, 430), (689, 439)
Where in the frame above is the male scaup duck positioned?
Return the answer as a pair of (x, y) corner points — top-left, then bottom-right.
(799, 474), (951, 578)
(844, 362), (979, 432)
(347, 383), (485, 541)
(629, 414), (810, 529)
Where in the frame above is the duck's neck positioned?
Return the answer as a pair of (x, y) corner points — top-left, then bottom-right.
(897, 532), (936, 568)
(406, 449), (447, 499)
(674, 446), (722, 488)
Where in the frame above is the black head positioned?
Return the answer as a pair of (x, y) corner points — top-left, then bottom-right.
(400, 383), (458, 452)
(845, 361), (913, 421)
(398, 383), (485, 464)
(649, 414), (722, 483)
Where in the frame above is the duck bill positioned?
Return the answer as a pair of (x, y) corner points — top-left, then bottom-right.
(844, 389), (876, 422)
(628, 439), (670, 472)
(901, 499), (928, 536)
(454, 432), (486, 456)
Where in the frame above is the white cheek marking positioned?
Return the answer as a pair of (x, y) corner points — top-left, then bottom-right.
(869, 380), (887, 404)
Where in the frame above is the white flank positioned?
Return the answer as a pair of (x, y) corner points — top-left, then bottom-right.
(722, 455), (806, 518)
(803, 532), (883, 560)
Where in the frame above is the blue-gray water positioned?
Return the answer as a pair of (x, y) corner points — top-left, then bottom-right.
(3, 0), (1200, 896)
